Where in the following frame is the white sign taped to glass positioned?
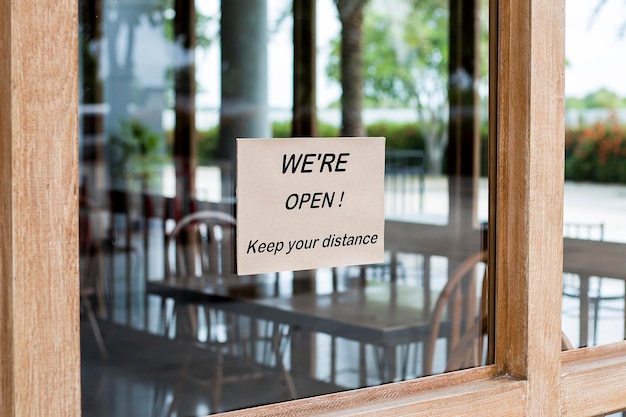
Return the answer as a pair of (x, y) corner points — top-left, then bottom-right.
(236, 137), (385, 275)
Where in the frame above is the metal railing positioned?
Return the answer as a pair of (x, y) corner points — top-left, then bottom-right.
(385, 149), (425, 216)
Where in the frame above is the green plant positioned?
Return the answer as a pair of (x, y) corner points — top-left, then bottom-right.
(271, 121), (340, 138)
(193, 120), (494, 178)
(195, 122), (341, 165)
(110, 118), (167, 188)
(197, 126), (219, 164)
(366, 121), (426, 150)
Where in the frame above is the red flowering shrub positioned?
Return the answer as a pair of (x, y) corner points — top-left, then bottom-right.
(565, 115), (626, 183)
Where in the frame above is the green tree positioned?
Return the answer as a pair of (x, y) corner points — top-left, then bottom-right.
(335, 0), (370, 136)
(567, 88), (626, 110)
(565, 96), (586, 110)
(110, 118), (167, 190)
(327, 0), (450, 174)
(583, 88), (624, 109)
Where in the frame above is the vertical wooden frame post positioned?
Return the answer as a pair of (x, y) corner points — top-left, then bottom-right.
(495, 0), (565, 414)
(0, 1), (80, 416)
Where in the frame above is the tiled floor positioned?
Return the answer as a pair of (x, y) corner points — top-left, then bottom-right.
(81, 320), (348, 416)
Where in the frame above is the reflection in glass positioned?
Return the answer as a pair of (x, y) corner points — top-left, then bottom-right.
(79, 0), (491, 414)
(562, 0), (626, 349)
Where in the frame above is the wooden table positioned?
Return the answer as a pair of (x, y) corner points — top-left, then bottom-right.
(147, 277), (438, 385)
(563, 238), (626, 347)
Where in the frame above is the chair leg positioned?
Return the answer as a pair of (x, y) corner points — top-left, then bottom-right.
(161, 298), (174, 337)
(592, 277), (603, 346)
(151, 383), (174, 417)
(167, 334), (194, 417)
(330, 335), (337, 384)
(373, 345), (388, 383)
(273, 324), (297, 399)
(82, 297), (108, 361)
(212, 348), (224, 414)
(399, 343), (410, 380)
(91, 247), (108, 319)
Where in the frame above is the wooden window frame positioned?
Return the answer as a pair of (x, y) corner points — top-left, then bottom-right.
(2, 0), (626, 415)
(0, 0), (80, 416)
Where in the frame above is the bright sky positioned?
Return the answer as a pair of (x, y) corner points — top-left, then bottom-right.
(566, 0), (626, 98)
(195, 0), (626, 109)
(196, 0), (340, 109)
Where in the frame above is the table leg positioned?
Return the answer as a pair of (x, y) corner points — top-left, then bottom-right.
(273, 324), (297, 399)
(290, 326), (314, 380)
(383, 345), (396, 383)
(374, 345), (396, 384)
(579, 274), (590, 347)
(359, 342), (367, 387)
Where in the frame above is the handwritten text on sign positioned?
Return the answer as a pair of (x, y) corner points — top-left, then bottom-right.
(236, 137), (385, 275)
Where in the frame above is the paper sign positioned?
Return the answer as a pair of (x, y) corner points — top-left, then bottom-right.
(236, 137), (385, 275)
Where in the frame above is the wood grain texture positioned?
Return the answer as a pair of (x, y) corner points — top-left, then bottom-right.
(561, 343), (626, 416)
(526, 0), (565, 415)
(0, 1), (80, 416)
(0, 0), (12, 415)
(495, 0), (564, 415)
(217, 366), (526, 417)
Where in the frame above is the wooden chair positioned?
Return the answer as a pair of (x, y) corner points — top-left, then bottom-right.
(423, 251), (572, 376)
(423, 251), (488, 376)
(107, 189), (143, 325)
(151, 210), (296, 413)
(79, 196), (108, 360)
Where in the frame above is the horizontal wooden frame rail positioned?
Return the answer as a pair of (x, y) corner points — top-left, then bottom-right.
(218, 367), (526, 417)
(562, 343), (626, 416)
(216, 345), (626, 417)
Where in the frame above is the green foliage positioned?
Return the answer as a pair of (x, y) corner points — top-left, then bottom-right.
(271, 121), (293, 138)
(271, 121), (340, 138)
(110, 118), (167, 185)
(196, 122), (341, 164)
(153, 0), (214, 48)
(565, 115), (626, 183)
(190, 120), (495, 178)
(326, 0), (489, 175)
(194, 116), (626, 183)
(566, 96), (586, 110)
(366, 122), (425, 150)
(584, 88), (624, 109)
(327, 0), (450, 109)
(197, 121), (430, 163)
(197, 125), (220, 164)
(567, 88), (626, 110)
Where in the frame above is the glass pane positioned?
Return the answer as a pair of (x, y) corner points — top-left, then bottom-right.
(79, 0), (491, 414)
(562, 0), (626, 348)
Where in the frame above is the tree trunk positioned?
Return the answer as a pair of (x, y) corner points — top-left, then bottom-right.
(447, 0), (480, 229)
(293, 0), (317, 137)
(219, 0), (269, 199)
(173, 0), (196, 218)
(336, 0), (367, 136)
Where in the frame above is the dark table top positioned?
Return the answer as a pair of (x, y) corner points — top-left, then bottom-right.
(147, 277), (437, 346)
